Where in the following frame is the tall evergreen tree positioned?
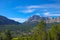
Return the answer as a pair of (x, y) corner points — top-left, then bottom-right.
(48, 24), (60, 40)
(33, 20), (47, 40)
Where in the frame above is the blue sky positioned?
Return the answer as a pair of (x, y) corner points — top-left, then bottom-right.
(0, 0), (60, 23)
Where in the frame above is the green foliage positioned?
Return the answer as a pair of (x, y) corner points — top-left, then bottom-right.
(0, 30), (12, 40)
(34, 20), (47, 40)
(1, 21), (60, 40)
(28, 20), (47, 40)
(48, 24), (60, 40)
(5, 30), (12, 40)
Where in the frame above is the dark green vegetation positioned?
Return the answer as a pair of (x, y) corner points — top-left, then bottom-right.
(0, 20), (60, 40)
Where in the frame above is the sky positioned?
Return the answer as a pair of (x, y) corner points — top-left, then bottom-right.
(0, 0), (60, 23)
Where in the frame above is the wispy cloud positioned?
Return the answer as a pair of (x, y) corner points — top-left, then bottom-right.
(27, 5), (40, 9)
(10, 18), (27, 23)
(16, 4), (60, 9)
(44, 12), (60, 16)
(19, 9), (35, 13)
(15, 4), (60, 14)
(40, 4), (60, 9)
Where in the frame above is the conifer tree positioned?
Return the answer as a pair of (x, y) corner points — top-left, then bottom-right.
(34, 20), (47, 40)
(49, 24), (60, 40)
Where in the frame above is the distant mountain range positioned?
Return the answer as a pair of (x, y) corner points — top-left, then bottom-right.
(0, 15), (60, 31)
(25, 15), (60, 23)
(0, 15), (60, 25)
(0, 15), (20, 25)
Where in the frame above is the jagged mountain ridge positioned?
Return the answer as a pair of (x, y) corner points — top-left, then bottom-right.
(25, 15), (60, 23)
(28, 15), (41, 22)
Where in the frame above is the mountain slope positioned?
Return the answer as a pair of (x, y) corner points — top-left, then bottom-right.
(23, 15), (41, 29)
(0, 15), (20, 25)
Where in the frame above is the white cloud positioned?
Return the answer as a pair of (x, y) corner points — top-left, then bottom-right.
(44, 12), (60, 16)
(44, 12), (50, 16)
(35, 13), (40, 15)
(39, 4), (60, 9)
(19, 9), (35, 13)
(10, 18), (27, 23)
(32, 4), (60, 9)
(27, 5), (40, 9)
(17, 4), (60, 9)
(15, 4), (60, 14)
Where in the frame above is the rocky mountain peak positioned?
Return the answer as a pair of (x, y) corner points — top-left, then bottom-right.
(28, 15), (41, 22)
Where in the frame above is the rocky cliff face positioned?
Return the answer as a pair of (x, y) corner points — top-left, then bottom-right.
(26, 15), (60, 23)
(45, 17), (60, 23)
(28, 15), (41, 22)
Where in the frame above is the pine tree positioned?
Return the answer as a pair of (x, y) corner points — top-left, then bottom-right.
(49, 24), (58, 40)
(49, 24), (60, 40)
(34, 20), (47, 40)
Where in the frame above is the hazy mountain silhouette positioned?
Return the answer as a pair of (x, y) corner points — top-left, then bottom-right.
(0, 15), (20, 25)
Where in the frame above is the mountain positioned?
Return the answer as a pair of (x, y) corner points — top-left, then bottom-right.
(0, 15), (60, 32)
(25, 15), (60, 23)
(0, 15), (20, 25)
(25, 15), (50, 23)
(23, 15), (42, 30)
(23, 15), (60, 30)
(28, 15), (41, 22)
(24, 15), (46, 22)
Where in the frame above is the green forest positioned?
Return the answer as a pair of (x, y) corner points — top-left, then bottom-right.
(0, 20), (60, 40)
